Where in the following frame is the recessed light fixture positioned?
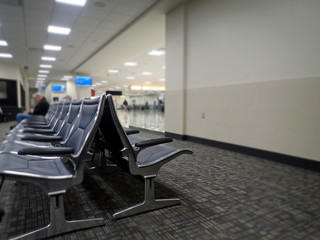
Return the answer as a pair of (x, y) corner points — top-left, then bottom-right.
(61, 78), (69, 81)
(39, 70), (50, 73)
(0, 40), (8, 46)
(162, 66), (166, 69)
(159, 78), (166, 81)
(37, 78), (46, 81)
(55, 0), (87, 6)
(44, 45), (61, 51)
(115, 87), (120, 89)
(142, 72), (152, 75)
(144, 81), (152, 84)
(101, 80), (108, 83)
(48, 25), (71, 35)
(39, 64), (52, 68)
(124, 62), (137, 66)
(96, 83), (102, 85)
(126, 76), (135, 80)
(108, 69), (119, 73)
(148, 50), (165, 56)
(63, 75), (73, 79)
(123, 85), (129, 87)
(38, 75), (47, 78)
(0, 53), (12, 58)
(41, 56), (56, 61)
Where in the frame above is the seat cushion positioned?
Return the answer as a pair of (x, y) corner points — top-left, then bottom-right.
(0, 153), (72, 178)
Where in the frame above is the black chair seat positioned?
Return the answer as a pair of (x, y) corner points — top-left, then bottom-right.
(137, 144), (185, 167)
(0, 154), (72, 178)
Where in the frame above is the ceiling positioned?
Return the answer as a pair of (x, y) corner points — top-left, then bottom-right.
(0, 0), (187, 95)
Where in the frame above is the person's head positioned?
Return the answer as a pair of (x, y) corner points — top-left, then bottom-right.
(32, 92), (43, 104)
(63, 95), (72, 101)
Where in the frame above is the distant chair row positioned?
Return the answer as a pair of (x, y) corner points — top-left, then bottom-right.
(0, 94), (192, 239)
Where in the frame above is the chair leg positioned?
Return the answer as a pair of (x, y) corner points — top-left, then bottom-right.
(113, 177), (180, 219)
(10, 193), (104, 240)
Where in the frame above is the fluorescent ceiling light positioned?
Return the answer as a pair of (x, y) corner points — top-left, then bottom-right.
(38, 75), (47, 78)
(115, 87), (121, 89)
(162, 66), (166, 69)
(101, 81), (108, 83)
(123, 85), (129, 87)
(108, 69), (119, 73)
(44, 45), (61, 51)
(63, 75), (73, 79)
(48, 25), (71, 35)
(144, 81), (152, 84)
(124, 62), (137, 66)
(0, 40), (8, 46)
(55, 0), (87, 6)
(96, 83), (102, 85)
(39, 70), (50, 73)
(37, 78), (46, 81)
(41, 56), (56, 61)
(61, 78), (69, 81)
(0, 53), (12, 58)
(126, 76), (135, 80)
(142, 72), (152, 75)
(40, 64), (52, 68)
(159, 78), (166, 81)
(148, 50), (165, 56)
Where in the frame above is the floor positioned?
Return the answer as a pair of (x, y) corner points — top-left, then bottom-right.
(0, 119), (320, 239)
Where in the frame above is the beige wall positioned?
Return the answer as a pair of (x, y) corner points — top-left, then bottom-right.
(166, 0), (320, 161)
(44, 81), (90, 102)
(165, 5), (187, 135)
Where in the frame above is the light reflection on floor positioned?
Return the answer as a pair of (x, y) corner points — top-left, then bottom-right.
(116, 109), (165, 132)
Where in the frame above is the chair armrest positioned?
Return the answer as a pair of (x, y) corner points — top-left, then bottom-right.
(23, 122), (48, 126)
(22, 128), (55, 134)
(126, 129), (139, 135)
(20, 135), (62, 142)
(21, 121), (48, 126)
(22, 124), (51, 129)
(135, 137), (173, 148)
(18, 147), (74, 155)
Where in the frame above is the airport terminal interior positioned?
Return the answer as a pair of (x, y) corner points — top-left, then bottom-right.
(0, 0), (320, 239)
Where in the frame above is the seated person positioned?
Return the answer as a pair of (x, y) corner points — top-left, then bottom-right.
(16, 92), (50, 123)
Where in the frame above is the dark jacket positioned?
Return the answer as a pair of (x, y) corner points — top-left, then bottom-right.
(32, 97), (50, 115)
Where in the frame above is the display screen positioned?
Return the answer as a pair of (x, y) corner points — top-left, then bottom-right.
(52, 85), (66, 92)
(76, 76), (92, 86)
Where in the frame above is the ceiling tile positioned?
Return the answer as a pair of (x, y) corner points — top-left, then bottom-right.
(112, 2), (142, 17)
(50, 13), (79, 27)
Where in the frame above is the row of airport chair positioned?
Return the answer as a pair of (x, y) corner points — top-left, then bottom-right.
(0, 94), (192, 239)
(0, 96), (106, 239)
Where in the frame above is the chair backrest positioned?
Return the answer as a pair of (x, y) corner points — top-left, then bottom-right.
(99, 94), (137, 173)
(58, 99), (82, 142)
(52, 101), (71, 133)
(47, 101), (64, 128)
(65, 94), (106, 167)
(44, 102), (58, 123)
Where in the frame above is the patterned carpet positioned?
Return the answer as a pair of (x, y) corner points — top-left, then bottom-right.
(0, 121), (320, 239)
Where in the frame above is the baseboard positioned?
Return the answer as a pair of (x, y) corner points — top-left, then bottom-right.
(165, 132), (320, 172)
(164, 131), (187, 140)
